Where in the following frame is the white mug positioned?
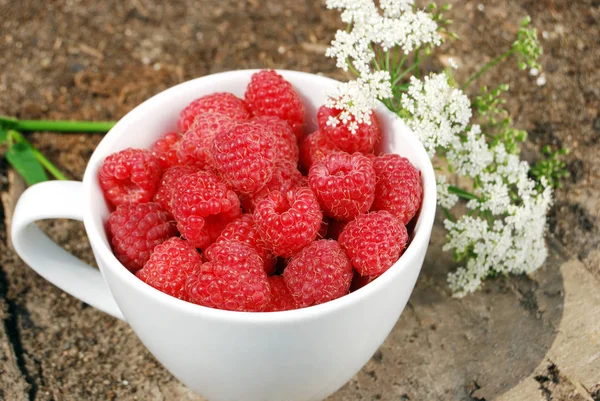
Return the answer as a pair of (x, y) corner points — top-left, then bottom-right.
(11, 70), (436, 401)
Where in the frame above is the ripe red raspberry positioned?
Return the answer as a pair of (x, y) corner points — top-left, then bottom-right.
(371, 154), (423, 225)
(135, 237), (202, 301)
(251, 116), (299, 164)
(308, 152), (376, 220)
(338, 211), (408, 276)
(298, 129), (340, 171)
(245, 70), (305, 138)
(185, 240), (270, 312)
(209, 214), (277, 275)
(239, 161), (304, 212)
(177, 113), (236, 170)
(153, 165), (200, 214)
(177, 92), (250, 132)
(108, 202), (178, 273)
(213, 119), (278, 194)
(264, 276), (297, 312)
(151, 131), (181, 169)
(254, 188), (323, 258)
(283, 239), (353, 308)
(317, 105), (382, 154)
(99, 148), (162, 207)
(171, 171), (242, 249)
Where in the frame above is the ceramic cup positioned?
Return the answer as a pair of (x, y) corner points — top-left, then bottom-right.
(11, 70), (436, 401)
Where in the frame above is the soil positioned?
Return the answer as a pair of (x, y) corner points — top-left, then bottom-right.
(0, 0), (598, 400)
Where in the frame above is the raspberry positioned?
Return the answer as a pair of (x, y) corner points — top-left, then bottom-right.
(254, 187), (323, 258)
(151, 131), (181, 169)
(371, 154), (423, 225)
(338, 211), (408, 276)
(99, 148), (162, 207)
(251, 116), (299, 164)
(283, 239), (353, 308)
(213, 119), (278, 194)
(298, 129), (340, 172)
(239, 161), (304, 212)
(135, 237), (202, 301)
(185, 240), (270, 312)
(264, 276), (297, 312)
(177, 92), (250, 132)
(177, 113), (236, 170)
(171, 171), (242, 249)
(209, 214), (277, 275)
(108, 202), (178, 272)
(245, 70), (305, 138)
(317, 105), (381, 154)
(153, 165), (200, 214)
(308, 152), (376, 220)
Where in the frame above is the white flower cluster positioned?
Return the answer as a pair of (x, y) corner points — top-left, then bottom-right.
(326, 0), (440, 74)
(325, 71), (393, 133)
(400, 73), (472, 155)
(443, 135), (553, 296)
(325, 0), (552, 297)
(324, 0), (441, 129)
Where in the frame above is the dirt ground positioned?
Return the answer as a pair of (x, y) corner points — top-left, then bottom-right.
(0, 0), (599, 400)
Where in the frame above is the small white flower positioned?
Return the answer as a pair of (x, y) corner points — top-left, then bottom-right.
(536, 74), (547, 86)
(326, 116), (339, 127)
(529, 67), (540, 76)
(449, 57), (459, 69)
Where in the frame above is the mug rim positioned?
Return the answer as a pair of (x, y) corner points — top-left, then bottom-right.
(82, 69), (437, 323)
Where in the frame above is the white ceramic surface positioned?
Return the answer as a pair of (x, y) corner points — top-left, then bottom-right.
(11, 70), (437, 401)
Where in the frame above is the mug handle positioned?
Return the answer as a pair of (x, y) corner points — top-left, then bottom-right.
(10, 180), (125, 321)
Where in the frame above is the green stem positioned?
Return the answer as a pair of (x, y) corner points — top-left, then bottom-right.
(9, 130), (68, 180)
(370, 45), (381, 70)
(9, 119), (116, 133)
(392, 64), (418, 87)
(414, 48), (421, 79)
(447, 185), (482, 201)
(442, 207), (455, 222)
(462, 48), (517, 90)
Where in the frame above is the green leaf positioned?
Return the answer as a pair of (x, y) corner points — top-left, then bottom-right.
(6, 142), (48, 185)
(0, 127), (7, 144)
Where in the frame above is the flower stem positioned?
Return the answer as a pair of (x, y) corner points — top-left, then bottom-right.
(5, 118), (116, 133)
(9, 130), (68, 180)
(462, 48), (517, 90)
(447, 185), (482, 201)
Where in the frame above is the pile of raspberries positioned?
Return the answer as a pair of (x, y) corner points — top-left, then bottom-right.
(99, 70), (423, 312)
